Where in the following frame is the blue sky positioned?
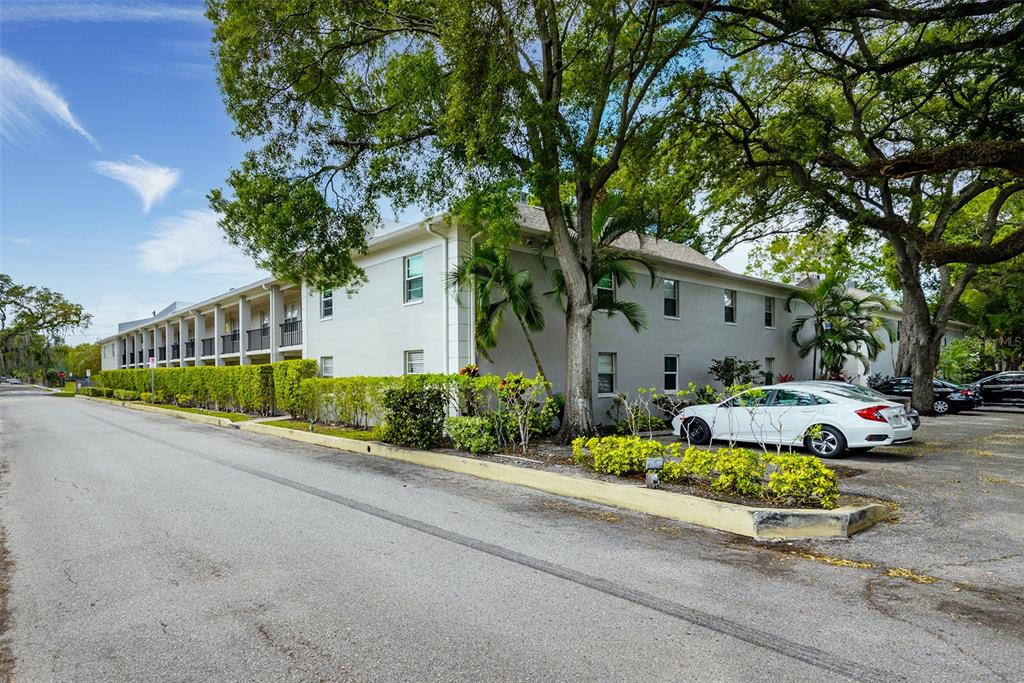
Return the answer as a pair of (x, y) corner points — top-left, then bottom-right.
(0, 1), (275, 344)
(1, 1), (749, 346)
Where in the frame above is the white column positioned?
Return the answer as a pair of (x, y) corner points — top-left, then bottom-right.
(238, 296), (251, 365)
(141, 329), (150, 366)
(179, 318), (189, 365)
(165, 322), (174, 366)
(269, 285), (284, 362)
(194, 312), (206, 366)
(154, 325), (165, 365)
(214, 305), (224, 366)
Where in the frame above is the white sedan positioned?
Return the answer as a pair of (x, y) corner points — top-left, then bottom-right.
(671, 382), (913, 458)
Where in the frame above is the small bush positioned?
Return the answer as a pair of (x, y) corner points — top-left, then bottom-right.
(140, 391), (152, 403)
(113, 389), (140, 401)
(378, 381), (447, 449)
(63, 381), (77, 394)
(764, 453), (840, 508)
(444, 416), (497, 453)
(576, 436), (665, 476)
(273, 359), (318, 415)
(175, 394), (194, 407)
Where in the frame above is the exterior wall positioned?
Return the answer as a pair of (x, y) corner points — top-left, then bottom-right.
(303, 227), (466, 376)
(477, 248), (816, 422)
(868, 320), (968, 379)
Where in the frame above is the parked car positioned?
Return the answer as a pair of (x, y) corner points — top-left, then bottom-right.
(801, 381), (920, 430)
(671, 382), (913, 458)
(972, 371), (1024, 406)
(871, 376), (980, 415)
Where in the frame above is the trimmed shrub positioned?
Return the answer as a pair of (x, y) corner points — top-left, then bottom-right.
(572, 436), (664, 476)
(175, 394), (194, 407)
(576, 441), (840, 509)
(113, 389), (140, 401)
(378, 380), (447, 449)
(273, 359), (318, 415)
(296, 375), (395, 426)
(444, 416), (497, 453)
(140, 392), (152, 403)
(63, 381), (77, 394)
(764, 453), (840, 508)
(97, 363), (281, 415)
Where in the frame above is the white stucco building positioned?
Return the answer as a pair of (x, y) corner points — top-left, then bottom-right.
(98, 206), (967, 419)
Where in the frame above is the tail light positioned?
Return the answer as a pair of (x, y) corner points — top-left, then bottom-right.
(855, 405), (890, 422)
(959, 389), (971, 397)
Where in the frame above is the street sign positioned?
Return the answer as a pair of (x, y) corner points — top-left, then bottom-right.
(86, 369), (91, 377)
(148, 357), (156, 369)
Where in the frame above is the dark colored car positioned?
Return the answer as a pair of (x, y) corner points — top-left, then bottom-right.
(873, 377), (980, 415)
(973, 372), (1024, 406)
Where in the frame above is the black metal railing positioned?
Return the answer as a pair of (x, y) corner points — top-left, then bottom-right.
(121, 354), (126, 366)
(158, 347), (167, 361)
(247, 326), (270, 351)
(201, 337), (215, 356)
(281, 319), (301, 347)
(221, 331), (240, 354)
(185, 341), (195, 358)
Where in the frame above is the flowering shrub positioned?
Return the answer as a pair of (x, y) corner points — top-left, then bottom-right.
(776, 373), (795, 383)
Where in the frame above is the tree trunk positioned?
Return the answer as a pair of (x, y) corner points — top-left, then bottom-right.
(895, 302), (914, 377)
(544, 196), (596, 444)
(900, 288), (941, 414)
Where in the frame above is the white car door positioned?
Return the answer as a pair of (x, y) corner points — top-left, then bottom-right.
(762, 389), (820, 444)
(713, 390), (772, 443)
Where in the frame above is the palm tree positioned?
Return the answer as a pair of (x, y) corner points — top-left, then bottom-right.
(447, 244), (552, 393)
(786, 275), (891, 379)
(538, 192), (656, 332)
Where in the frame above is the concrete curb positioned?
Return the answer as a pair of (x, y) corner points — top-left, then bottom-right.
(239, 422), (888, 540)
(74, 394), (236, 428)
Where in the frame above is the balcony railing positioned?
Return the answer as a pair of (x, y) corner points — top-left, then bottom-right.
(222, 331), (240, 354)
(281, 319), (302, 347)
(201, 337), (215, 356)
(171, 343), (179, 360)
(185, 341), (195, 358)
(158, 347), (167, 361)
(247, 326), (270, 351)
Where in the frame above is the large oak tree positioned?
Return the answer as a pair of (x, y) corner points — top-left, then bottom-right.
(207, 0), (708, 440)
(674, 1), (1024, 412)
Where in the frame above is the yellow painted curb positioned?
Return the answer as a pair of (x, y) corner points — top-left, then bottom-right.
(239, 422), (887, 540)
(75, 394), (235, 428)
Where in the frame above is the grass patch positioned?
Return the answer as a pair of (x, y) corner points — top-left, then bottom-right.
(51, 392), (76, 398)
(264, 420), (378, 441)
(148, 404), (252, 422)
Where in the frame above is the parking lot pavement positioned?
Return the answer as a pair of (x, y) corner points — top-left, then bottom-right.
(803, 407), (1024, 631)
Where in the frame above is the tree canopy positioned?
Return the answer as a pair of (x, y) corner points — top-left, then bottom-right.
(0, 274), (91, 379)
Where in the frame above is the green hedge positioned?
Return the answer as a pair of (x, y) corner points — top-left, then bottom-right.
(272, 359), (318, 415)
(295, 375), (394, 427)
(97, 362), (282, 415)
(80, 386), (113, 398)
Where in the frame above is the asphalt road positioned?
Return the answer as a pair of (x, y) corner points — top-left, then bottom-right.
(1, 385), (1021, 682)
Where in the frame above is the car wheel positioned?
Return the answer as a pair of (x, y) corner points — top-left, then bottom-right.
(933, 399), (950, 414)
(804, 425), (847, 459)
(684, 417), (712, 445)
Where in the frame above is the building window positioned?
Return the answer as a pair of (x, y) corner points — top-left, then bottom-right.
(405, 254), (424, 302)
(664, 355), (679, 391)
(596, 273), (615, 301)
(764, 357), (775, 385)
(764, 296), (775, 328)
(405, 349), (425, 375)
(597, 352), (616, 395)
(320, 356), (334, 378)
(320, 289), (333, 318)
(724, 289), (737, 324)
(663, 279), (679, 318)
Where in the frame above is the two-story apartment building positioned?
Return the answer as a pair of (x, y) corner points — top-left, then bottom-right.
(99, 205), (968, 418)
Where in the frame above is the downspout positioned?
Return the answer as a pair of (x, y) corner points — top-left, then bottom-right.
(468, 232), (478, 366)
(425, 222), (450, 374)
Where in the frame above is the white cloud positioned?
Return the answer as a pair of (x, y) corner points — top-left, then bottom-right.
(0, 53), (99, 149)
(2, 235), (38, 245)
(134, 208), (265, 277)
(92, 156), (181, 213)
(2, 1), (206, 24)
